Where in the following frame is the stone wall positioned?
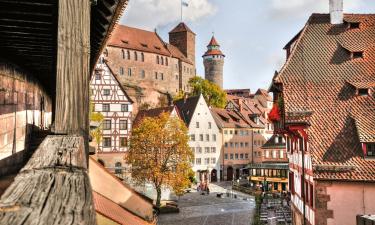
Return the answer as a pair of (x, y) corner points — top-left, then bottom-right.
(0, 60), (52, 160)
(204, 58), (224, 88)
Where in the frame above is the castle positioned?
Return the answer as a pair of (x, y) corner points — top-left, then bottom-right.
(203, 36), (225, 88)
(103, 23), (196, 113)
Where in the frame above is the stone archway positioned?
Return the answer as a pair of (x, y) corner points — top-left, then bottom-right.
(227, 166), (233, 181)
(211, 169), (217, 182)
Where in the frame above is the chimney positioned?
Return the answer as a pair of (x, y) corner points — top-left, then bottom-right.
(329, 0), (343, 25)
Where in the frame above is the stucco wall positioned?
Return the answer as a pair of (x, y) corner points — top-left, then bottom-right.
(317, 181), (375, 225)
(0, 60), (52, 160)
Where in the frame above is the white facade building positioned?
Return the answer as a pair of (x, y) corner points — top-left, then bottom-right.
(90, 58), (133, 175)
(175, 94), (222, 183)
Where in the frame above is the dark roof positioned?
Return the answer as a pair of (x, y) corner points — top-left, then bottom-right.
(0, 0), (127, 95)
(133, 106), (176, 127)
(169, 22), (195, 34)
(174, 95), (201, 126)
(261, 135), (286, 149)
(273, 14), (375, 181)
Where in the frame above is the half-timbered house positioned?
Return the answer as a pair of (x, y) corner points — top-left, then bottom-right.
(91, 58), (133, 177)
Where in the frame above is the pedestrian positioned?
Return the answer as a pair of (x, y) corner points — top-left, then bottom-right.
(207, 187), (210, 195)
(197, 183), (201, 192)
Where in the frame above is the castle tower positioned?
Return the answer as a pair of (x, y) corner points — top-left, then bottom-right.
(169, 22), (196, 65)
(203, 36), (225, 88)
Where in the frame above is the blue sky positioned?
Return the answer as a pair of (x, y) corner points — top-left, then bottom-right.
(120, 0), (375, 91)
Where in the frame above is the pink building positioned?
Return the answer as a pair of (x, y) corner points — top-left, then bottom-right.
(270, 5), (375, 225)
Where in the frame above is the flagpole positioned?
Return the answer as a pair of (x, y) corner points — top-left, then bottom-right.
(180, 0), (182, 21)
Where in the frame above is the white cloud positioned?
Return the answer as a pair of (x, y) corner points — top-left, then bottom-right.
(269, 0), (363, 19)
(120, 0), (217, 30)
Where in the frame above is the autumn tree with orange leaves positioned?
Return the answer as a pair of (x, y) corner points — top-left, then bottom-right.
(126, 113), (193, 208)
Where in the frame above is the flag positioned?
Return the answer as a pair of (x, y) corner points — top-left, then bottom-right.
(182, 1), (189, 7)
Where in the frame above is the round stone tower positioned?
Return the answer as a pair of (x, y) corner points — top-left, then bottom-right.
(203, 36), (225, 88)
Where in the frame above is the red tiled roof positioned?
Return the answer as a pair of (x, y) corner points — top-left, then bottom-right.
(169, 22), (195, 34)
(211, 107), (250, 129)
(273, 14), (375, 181)
(107, 25), (193, 64)
(93, 192), (152, 225)
(133, 106), (177, 127)
(207, 36), (219, 46)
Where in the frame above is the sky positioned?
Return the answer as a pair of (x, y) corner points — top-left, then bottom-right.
(120, 0), (375, 92)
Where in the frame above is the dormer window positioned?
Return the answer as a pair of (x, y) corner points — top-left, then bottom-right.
(365, 143), (375, 157)
(121, 40), (129, 44)
(358, 88), (369, 96)
(348, 22), (360, 29)
(141, 43), (148, 48)
(352, 51), (364, 59)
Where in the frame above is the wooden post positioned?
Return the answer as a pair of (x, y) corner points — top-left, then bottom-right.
(54, 0), (90, 140)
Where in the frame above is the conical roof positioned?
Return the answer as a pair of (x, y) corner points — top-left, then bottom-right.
(207, 36), (219, 47)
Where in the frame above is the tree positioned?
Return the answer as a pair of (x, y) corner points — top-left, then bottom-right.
(126, 113), (193, 207)
(175, 77), (227, 108)
(89, 98), (104, 150)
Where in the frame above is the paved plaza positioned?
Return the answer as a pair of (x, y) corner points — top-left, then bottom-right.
(158, 182), (255, 225)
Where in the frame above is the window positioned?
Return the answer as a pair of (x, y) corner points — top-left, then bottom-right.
(196, 158), (201, 165)
(245, 153), (249, 159)
(245, 142), (249, 147)
(165, 58), (168, 66)
(240, 142), (243, 148)
(103, 89), (110, 96)
(230, 130), (233, 135)
(190, 134), (195, 141)
(204, 158), (210, 164)
(309, 183), (314, 207)
(240, 153), (244, 159)
(206, 134), (210, 141)
(103, 120), (111, 130)
(160, 73), (164, 80)
(155, 72), (158, 79)
(196, 122), (199, 128)
(235, 153), (239, 159)
(235, 142), (238, 148)
(225, 142), (228, 148)
(103, 137), (111, 147)
(119, 120), (128, 130)
(353, 51), (364, 59)
(128, 68), (132, 76)
(224, 130), (228, 134)
(102, 104), (110, 112)
(224, 153), (228, 159)
(367, 143), (375, 157)
(348, 22), (360, 29)
(121, 104), (128, 112)
(208, 122), (212, 129)
(115, 162), (122, 174)
(122, 50), (125, 59)
(175, 75), (178, 80)
(196, 147), (202, 154)
(161, 57), (164, 65)
(140, 70), (145, 78)
(280, 151), (284, 158)
(95, 73), (101, 80)
(212, 134), (216, 141)
(156, 55), (159, 64)
(211, 158), (216, 164)
(205, 147), (210, 153)
(141, 53), (144, 62)
(134, 51), (138, 61)
(358, 88), (369, 96)
(119, 67), (124, 75)
(191, 147), (195, 153)
(199, 134), (203, 141)
(230, 142), (233, 148)
(289, 171), (294, 194)
(120, 137), (128, 147)
(273, 150), (277, 158)
(230, 154), (234, 159)
(211, 147), (216, 153)
(234, 130), (238, 135)
(127, 50), (130, 60)
(265, 150), (269, 158)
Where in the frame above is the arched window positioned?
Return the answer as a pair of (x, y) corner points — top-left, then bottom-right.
(165, 57), (168, 66)
(161, 57), (164, 65)
(156, 55), (159, 64)
(134, 51), (138, 61)
(115, 162), (122, 174)
(122, 49), (125, 59)
(141, 53), (144, 62)
(127, 50), (130, 60)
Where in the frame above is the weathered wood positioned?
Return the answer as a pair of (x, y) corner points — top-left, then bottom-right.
(54, 0), (90, 137)
(0, 135), (96, 225)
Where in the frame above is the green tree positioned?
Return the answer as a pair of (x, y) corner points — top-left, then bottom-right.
(126, 113), (193, 208)
(176, 77), (227, 108)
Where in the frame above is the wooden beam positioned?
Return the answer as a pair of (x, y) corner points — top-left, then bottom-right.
(54, 0), (90, 156)
(0, 135), (96, 224)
